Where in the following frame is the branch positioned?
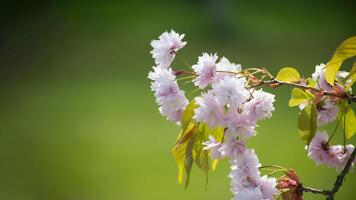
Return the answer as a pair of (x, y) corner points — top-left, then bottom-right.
(302, 186), (330, 196)
(256, 79), (356, 103)
(326, 147), (356, 200)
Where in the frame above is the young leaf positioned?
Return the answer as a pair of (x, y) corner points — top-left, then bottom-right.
(192, 124), (210, 185)
(172, 123), (197, 184)
(182, 100), (198, 131)
(275, 67), (301, 83)
(325, 36), (356, 85)
(345, 61), (356, 90)
(298, 103), (317, 145)
(339, 105), (356, 140)
(289, 88), (313, 107)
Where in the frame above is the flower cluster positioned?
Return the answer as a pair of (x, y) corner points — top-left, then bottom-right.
(304, 65), (355, 170)
(148, 30), (356, 200)
(307, 131), (355, 171)
(149, 30), (278, 199)
(148, 31), (188, 123)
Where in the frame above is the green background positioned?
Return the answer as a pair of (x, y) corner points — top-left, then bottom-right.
(1, 0), (356, 199)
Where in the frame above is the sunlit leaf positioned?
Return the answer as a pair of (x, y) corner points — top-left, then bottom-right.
(339, 105), (356, 140)
(298, 103), (317, 145)
(182, 100), (198, 131)
(275, 67), (301, 83)
(288, 88), (313, 107)
(172, 123), (197, 184)
(192, 124), (210, 186)
(345, 61), (356, 90)
(325, 36), (356, 85)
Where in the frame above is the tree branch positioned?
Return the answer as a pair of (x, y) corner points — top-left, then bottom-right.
(326, 147), (356, 200)
(256, 79), (356, 103)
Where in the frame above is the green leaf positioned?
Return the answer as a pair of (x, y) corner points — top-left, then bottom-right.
(325, 36), (356, 85)
(182, 100), (198, 131)
(192, 124), (210, 186)
(275, 67), (301, 83)
(171, 122), (224, 188)
(289, 88), (313, 107)
(172, 123), (196, 184)
(345, 61), (356, 90)
(339, 105), (356, 140)
(298, 103), (317, 145)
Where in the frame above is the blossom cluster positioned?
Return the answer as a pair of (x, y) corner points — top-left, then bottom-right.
(305, 64), (355, 170)
(308, 131), (355, 171)
(148, 30), (355, 200)
(149, 30), (278, 199)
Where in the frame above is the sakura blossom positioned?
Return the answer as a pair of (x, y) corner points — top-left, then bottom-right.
(299, 98), (338, 126)
(211, 75), (248, 109)
(307, 131), (356, 171)
(243, 89), (275, 122)
(148, 66), (188, 123)
(150, 30), (187, 68)
(202, 135), (223, 160)
(230, 149), (278, 200)
(192, 53), (219, 88)
(311, 63), (333, 92)
(148, 31), (356, 200)
(194, 91), (224, 128)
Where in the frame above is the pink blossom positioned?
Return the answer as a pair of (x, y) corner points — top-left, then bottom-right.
(150, 30), (187, 68)
(258, 175), (278, 200)
(307, 131), (331, 165)
(220, 135), (246, 158)
(243, 89), (275, 122)
(194, 91), (224, 128)
(312, 63), (333, 92)
(317, 100), (338, 126)
(192, 53), (218, 88)
(203, 135), (223, 160)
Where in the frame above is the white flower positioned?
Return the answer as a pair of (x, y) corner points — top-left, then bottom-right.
(299, 99), (338, 126)
(312, 63), (333, 92)
(217, 57), (241, 72)
(243, 89), (275, 122)
(220, 135), (246, 158)
(194, 91), (224, 128)
(203, 135), (223, 160)
(258, 176), (278, 200)
(234, 149), (261, 177)
(192, 53), (218, 88)
(148, 67), (188, 123)
(317, 100), (339, 126)
(233, 188), (264, 200)
(150, 30), (187, 68)
(226, 114), (256, 139)
(212, 76), (248, 109)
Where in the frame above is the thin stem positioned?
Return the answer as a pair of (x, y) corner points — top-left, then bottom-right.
(259, 165), (288, 171)
(328, 117), (341, 143)
(303, 187), (330, 195)
(253, 79), (356, 103)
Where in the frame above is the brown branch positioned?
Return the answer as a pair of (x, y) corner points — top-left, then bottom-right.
(254, 79), (356, 103)
(326, 147), (356, 200)
(301, 148), (356, 199)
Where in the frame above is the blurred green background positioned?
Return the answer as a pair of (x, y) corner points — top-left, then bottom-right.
(1, 0), (356, 199)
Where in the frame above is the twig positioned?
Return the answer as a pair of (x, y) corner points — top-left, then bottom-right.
(303, 186), (330, 195)
(254, 79), (356, 103)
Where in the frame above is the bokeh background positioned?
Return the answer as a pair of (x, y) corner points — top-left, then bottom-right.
(1, 0), (356, 199)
